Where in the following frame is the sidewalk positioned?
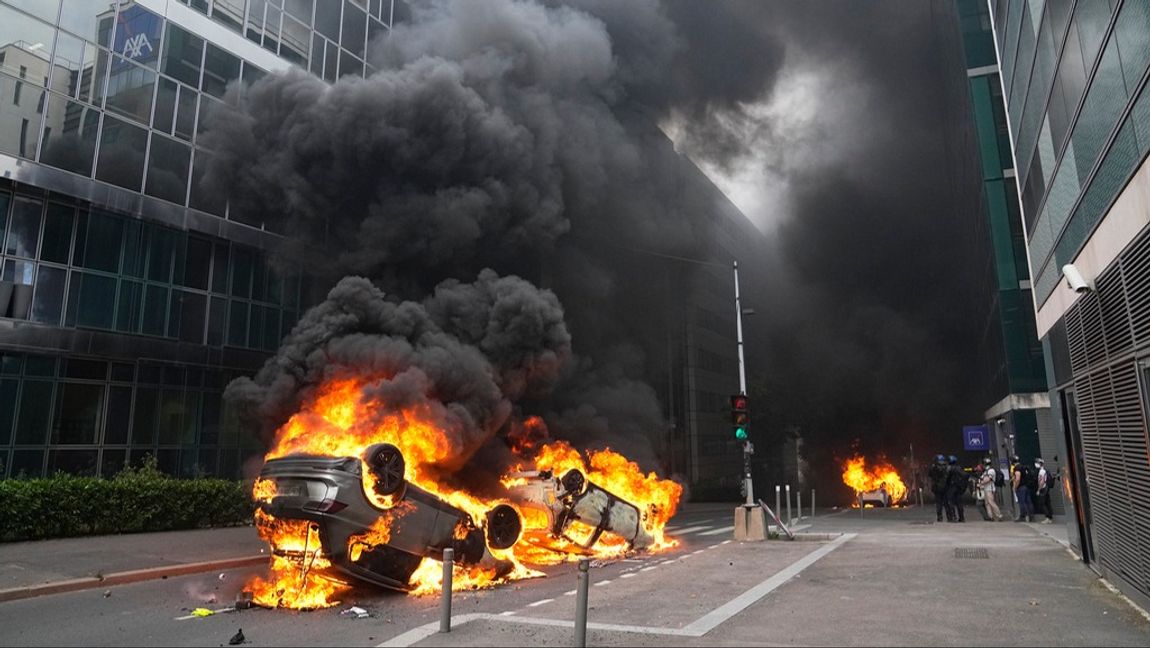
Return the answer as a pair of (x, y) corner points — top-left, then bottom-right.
(0, 526), (265, 598)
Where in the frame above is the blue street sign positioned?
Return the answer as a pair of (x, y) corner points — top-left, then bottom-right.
(963, 425), (988, 451)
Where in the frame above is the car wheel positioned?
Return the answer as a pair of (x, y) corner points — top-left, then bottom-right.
(365, 443), (406, 496)
(561, 469), (587, 496)
(485, 504), (522, 550)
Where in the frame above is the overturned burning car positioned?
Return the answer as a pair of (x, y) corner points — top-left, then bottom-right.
(254, 443), (522, 593)
(505, 468), (655, 552)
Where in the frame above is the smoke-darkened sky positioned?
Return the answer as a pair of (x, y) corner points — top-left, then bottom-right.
(664, 1), (989, 483)
(217, 0), (989, 497)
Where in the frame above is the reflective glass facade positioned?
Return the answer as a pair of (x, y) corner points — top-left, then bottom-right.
(993, 0), (1150, 308)
(0, 0), (394, 479)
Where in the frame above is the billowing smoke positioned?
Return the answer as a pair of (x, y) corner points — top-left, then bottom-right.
(227, 270), (570, 476)
(213, 0), (789, 480)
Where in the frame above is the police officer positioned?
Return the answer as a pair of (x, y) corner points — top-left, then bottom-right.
(945, 455), (966, 523)
(929, 454), (951, 522)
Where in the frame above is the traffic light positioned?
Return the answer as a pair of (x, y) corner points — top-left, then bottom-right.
(730, 394), (748, 440)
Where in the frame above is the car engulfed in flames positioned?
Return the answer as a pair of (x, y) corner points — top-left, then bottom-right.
(842, 455), (908, 508)
(245, 378), (682, 609)
(252, 443), (522, 602)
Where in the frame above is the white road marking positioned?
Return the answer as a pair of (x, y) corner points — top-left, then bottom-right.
(527, 598), (554, 607)
(671, 525), (711, 535)
(721, 540), (732, 545)
(377, 534), (856, 647)
(564, 590), (576, 596)
(708, 544), (721, 550)
(691, 549), (705, 555)
(682, 533), (855, 635)
(499, 610), (517, 616)
(594, 579), (612, 587)
(640, 566), (658, 572)
(620, 573), (636, 579)
(700, 525), (736, 536)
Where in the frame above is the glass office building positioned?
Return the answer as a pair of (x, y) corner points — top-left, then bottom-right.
(989, 0), (1150, 608)
(0, 0), (395, 479)
(954, 0), (1055, 511)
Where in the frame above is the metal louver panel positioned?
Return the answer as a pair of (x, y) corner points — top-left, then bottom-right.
(1066, 305), (1087, 375)
(1080, 293), (1107, 369)
(1097, 268), (1133, 356)
(1124, 229), (1150, 345)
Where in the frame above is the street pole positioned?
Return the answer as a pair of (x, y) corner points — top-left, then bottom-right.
(734, 261), (754, 506)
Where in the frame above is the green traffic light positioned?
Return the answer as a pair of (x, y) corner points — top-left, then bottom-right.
(735, 427), (748, 440)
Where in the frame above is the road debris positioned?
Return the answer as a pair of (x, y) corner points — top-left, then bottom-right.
(340, 606), (370, 619)
(228, 629), (246, 645)
(191, 608), (215, 618)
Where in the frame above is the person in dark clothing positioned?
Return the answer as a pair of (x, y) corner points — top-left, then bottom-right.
(929, 455), (951, 522)
(945, 455), (966, 522)
(1013, 459), (1034, 522)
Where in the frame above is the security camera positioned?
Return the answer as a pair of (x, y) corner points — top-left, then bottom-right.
(1062, 264), (1092, 293)
(995, 417), (1005, 426)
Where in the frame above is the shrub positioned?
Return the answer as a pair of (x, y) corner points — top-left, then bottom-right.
(0, 457), (253, 542)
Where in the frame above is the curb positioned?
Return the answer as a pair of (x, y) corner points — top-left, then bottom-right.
(0, 555), (268, 603)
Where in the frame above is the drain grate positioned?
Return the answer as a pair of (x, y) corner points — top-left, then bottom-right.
(954, 547), (989, 559)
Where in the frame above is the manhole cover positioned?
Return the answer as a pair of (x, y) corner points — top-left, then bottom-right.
(954, 547), (989, 559)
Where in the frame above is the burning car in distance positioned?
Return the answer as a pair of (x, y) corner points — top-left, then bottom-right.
(254, 443), (523, 594)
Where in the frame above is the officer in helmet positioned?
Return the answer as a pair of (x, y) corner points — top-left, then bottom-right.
(945, 455), (966, 522)
(929, 454), (951, 522)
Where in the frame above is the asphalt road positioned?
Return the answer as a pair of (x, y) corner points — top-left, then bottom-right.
(4, 505), (1150, 647)
(0, 505), (741, 647)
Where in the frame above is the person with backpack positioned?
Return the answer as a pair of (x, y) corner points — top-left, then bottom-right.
(945, 455), (966, 523)
(1034, 458), (1054, 523)
(1013, 458), (1034, 523)
(929, 454), (951, 522)
(977, 458), (1003, 521)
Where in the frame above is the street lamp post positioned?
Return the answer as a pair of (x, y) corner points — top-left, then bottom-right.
(734, 261), (754, 506)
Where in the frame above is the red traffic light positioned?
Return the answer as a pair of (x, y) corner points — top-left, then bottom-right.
(730, 394), (748, 411)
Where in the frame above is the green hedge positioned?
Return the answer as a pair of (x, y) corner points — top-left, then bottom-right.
(0, 458), (253, 542)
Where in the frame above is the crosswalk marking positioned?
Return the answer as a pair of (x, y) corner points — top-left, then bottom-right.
(699, 525), (735, 536)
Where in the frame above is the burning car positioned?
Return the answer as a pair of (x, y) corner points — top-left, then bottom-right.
(506, 468), (655, 552)
(859, 486), (891, 508)
(255, 443), (523, 594)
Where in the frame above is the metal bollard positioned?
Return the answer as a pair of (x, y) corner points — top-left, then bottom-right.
(796, 490), (803, 521)
(811, 489), (816, 519)
(574, 558), (590, 647)
(775, 485), (781, 527)
(440, 548), (454, 633)
(785, 484), (792, 525)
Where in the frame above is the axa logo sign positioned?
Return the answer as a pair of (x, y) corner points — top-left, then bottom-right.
(122, 33), (153, 60)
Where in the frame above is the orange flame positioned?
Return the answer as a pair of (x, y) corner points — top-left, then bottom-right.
(247, 377), (681, 608)
(841, 456), (907, 506)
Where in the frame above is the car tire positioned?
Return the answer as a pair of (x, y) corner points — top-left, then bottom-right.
(485, 504), (523, 550)
(365, 443), (406, 496)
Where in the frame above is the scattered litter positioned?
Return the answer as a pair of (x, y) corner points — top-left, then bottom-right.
(228, 629), (246, 645)
(103, 590), (112, 598)
(589, 560), (608, 568)
(340, 606), (370, 619)
(219, 573), (228, 581)
(1029, 600), (1039, 606)
(192, 608), (215, 618)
